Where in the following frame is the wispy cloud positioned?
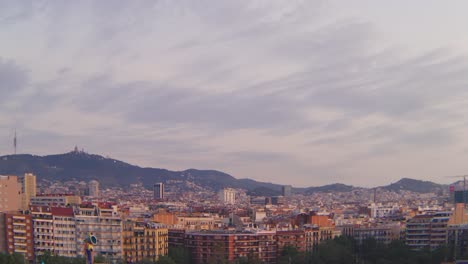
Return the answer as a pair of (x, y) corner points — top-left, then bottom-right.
(1, 0), (468, 186)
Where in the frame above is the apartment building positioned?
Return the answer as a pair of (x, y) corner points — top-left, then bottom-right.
(75, 203), (123, 261)
(18, 173), (36, 210)
(4, 212), (34, 262)
(177, 215), (216, 230)
(341, 223), (401, 244)
(31, 206), (54, 257)
(30, 194), (81, 207)
(52, 207), (76, 257)
(0, 175), (22, 212)
(218, 188), (236, 204)
(122, 220), (168, 263)
(184, 230), (277, 264)
(406, 212), (451, 250)
(276, 230), (306, 255)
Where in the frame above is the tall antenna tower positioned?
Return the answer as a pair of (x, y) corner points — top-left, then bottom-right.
(13, 129), (17, 155)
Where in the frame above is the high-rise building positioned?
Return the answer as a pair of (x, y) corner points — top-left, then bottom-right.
(88, 180), (99, 197)
(218, 188), (236, 204)
(154, 183), (164, 200)
(281, 185), (292, 197)
(18, 173), (37, 210)
(0, 175), (22, 212)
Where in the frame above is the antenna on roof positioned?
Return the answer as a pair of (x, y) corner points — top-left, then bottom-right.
(13, 129), (17, 155)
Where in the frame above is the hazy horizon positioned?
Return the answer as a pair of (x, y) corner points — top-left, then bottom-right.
(2, 1), (468, 187)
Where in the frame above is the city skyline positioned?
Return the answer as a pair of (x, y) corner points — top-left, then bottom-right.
(2, 1), (468, 187)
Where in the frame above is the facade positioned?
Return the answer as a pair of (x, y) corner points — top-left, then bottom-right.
(218, 188), (236, 204)
(368, 203), (400, 219)
(122, 220), (168, 263)
(447, 224), (468, 259)
(18, 173), (36, 210)
(0, 213), (5, 253)
(31, 206), (54, 257)
(184, 230), (277, 264)
(75, 204), (123, 261)
(51, 207), (76, 257)
(0, 175), (22, 212)
(341, 223), (401, 244)
(276, 230), (306, 255)
(4, 212), (34, 262)
(30, 194), (81, 207)
(168, 229), (186, 248)
(153, 209), (177, 225)
(406, 212), (451, 250)
(177, 215), (216, 230)
(153, 183), (164, 200)
(88, 180), (99, 197)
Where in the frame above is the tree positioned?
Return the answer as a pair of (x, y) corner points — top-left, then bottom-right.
(169, 246), (191, 264)
(157, 256), (176, 264)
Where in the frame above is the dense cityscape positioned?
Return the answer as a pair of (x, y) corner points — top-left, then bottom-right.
(1, 150), (468, 263)
(2, 1), (468, 264)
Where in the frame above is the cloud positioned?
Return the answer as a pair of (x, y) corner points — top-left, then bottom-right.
(0, 58), (28, 103)
(1, 1), (468, 186)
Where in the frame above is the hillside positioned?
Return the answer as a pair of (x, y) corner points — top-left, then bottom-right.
(381, 178), (447, 193)
(0, 151), (448, 194)
(0, 150), (281, 192)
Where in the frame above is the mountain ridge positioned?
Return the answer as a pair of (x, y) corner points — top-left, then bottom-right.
(0, 151), (448, 194)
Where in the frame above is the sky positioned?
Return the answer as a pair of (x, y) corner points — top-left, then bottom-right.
(1, 0), (468, 187)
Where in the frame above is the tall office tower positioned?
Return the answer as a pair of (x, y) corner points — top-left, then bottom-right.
(88, 180), (100, 197)
(153, 183), (164, 199)
(0, 175), (22, 212)
(282, 185), (292, 197)
(18, 173), (37, 210)
(218, 188), (236, 204)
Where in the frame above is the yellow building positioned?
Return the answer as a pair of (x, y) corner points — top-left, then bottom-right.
(123, 220), (168, 263)
(18, 173), (36, 210)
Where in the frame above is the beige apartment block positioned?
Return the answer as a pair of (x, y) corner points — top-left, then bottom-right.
(0, 175), (22, 212)
(18, 173), (37, 210)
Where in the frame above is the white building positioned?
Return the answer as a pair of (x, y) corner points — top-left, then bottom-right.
(218, 188), (236, 204)
(88, 180), (99, 197)
(369, 203), (400, 218)
(31, 206), (55, 257)
(52, 207), (76, 257)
